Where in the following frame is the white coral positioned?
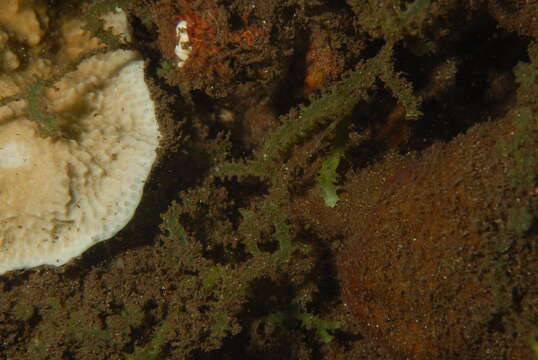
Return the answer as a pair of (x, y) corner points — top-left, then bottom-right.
(0, 5), (161, 275)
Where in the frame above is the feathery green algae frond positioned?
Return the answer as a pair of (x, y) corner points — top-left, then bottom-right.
(266, 305), (341, 344)
(217, 45), (421, 186)
(317, 118), (350, 207)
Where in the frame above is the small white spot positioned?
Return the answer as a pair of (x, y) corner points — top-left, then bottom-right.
(175, 20), (192, 68)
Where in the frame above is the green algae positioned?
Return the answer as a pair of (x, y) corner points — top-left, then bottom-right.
(82, 0), (135, 48)
(66, 310), (113, 349)
(217, 43), (421, 183)
(0, 78), (61, 139)
(531, 328), (538, 359)
(501, 106), (538, 192)
(317, 134), (346, 207)
(238, 194), (295, 263)
(507, 206), (534, 235)
(161, 201), (189, 248)
(156, 60), (174, 79)
(25, 79), (60, 138)
(266, 307), (341, 344)
(11, 301), (35, 322)
(498, 61), (538, 236)
(27, 339), (49, 360)
(298, 312), (341, 344)
(316, 116), (352, 208)
(348, 0), (460, 49)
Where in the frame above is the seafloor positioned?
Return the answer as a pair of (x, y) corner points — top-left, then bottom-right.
(1, 0), (537, 359)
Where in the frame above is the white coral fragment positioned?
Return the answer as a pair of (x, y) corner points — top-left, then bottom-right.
(175, 20), (192, 68)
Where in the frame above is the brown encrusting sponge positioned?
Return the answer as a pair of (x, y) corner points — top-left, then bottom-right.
(297, 115), (525, 358)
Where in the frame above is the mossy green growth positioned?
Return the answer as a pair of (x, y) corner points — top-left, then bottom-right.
(500, 62), (538, 193)
(297, 312), (341, 344)
(161, 201), (189, 248)
(507, 206), (535, 235)
(496, 62), (538, 236)
(66, 310), (113, 348)
(210, 312), (233, 340)
(27, 339), (49, 360)
(349, 0), (429, 40)
(157, 174), (341, 355)
(239, 195), (295, 263)
(217, 44), (421, 183)
(40, 297), (61, 322)
(121, 304), (145, 329)
(266, 307), (341, 344)
(11, 301), (35, 322)
(501, 107), (537, 191)
(26, 78), (59, 138)
(126, 350), (160, 360)
(82, 0), (134, 48)
(217, 45), (421, 212)
(531, 327), (538, 359)
(514, 62), (538, 93)
(126, 319), (172, 360)
(348, 0), (458, 48)
(514, 61), (538, 106)
(201, 265), (231, 291)
(156, 60), (173, 79)
(160, 182), (238, 268)
(528, 41), (538, 66)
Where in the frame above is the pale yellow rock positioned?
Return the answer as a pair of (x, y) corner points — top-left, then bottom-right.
(0, 30), (20, 71)
(0, 0), (48, 46)
(0, 31), (8, 48)
(60, 18), (105, 60)
(2, 50), (20, 71)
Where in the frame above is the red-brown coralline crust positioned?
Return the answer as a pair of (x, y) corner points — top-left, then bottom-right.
(150, 1), (224, 64)
(183, 11), (217, 54)
(303, 25), (345, 96)
(149, 0), (270, 91)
